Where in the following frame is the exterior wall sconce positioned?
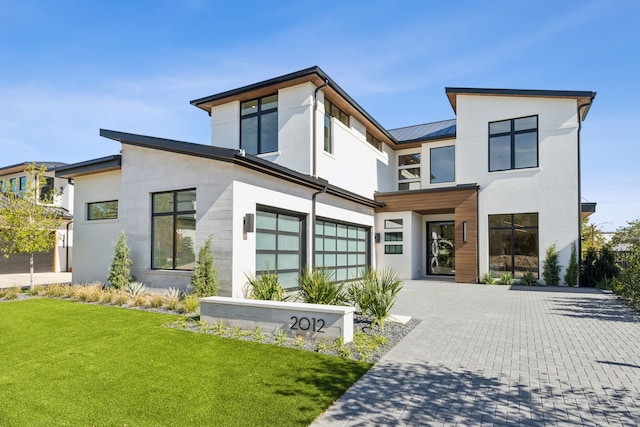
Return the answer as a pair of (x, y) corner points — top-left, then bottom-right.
(244, 213), (255, 233)
(374, 232), (381, 243)
(462, 221), (469, 243)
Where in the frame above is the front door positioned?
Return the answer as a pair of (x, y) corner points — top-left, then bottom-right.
(427, 221), (455, 275)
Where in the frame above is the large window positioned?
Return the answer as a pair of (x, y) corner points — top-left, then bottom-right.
(87, 200), (118, 220)
(241, 94), (278, 155)
(430, 146), (455, 183)
(152, 189), (196, 270)
(315, 219), (369, 282)
(256, 208), (305, 290)
(488, 213), (539, 278)
(489, 115), (538, 172)
(398, 153), (421, 190)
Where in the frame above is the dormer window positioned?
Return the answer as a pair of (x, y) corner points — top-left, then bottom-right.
(241, 94), (278, 155)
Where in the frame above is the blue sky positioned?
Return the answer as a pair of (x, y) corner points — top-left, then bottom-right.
(1, 0), (638, 230)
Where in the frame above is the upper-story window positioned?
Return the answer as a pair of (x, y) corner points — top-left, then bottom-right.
(325, 99), (349, 127)
(489, 115), (538, 172)
(430, 146), (455, 183)
(241, 94), (278, 155)
(18, 176), (27, 191)
(366, 131), (383, 151)
(323, 113), (333, 154)
(398, 153), (421, 190)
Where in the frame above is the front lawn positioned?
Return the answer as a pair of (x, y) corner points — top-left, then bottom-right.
(0, 299), (370, 426)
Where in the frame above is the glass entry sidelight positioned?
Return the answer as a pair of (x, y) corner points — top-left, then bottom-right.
(427, 221), (455, 275)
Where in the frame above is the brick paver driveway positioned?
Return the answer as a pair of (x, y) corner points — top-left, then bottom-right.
(313, 280), (640, 426)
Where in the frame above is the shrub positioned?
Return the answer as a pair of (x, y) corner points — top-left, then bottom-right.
(581, 246), (620, 286)
(100, 289), (115, 304)
(611, 245), (640, 307)
(246, 271), (285, 301)
(113, 291), (129, 306)
(498, 272), (515, 286)
(44, 283), (68, 298)
(124, 282), (147, 298)
(480, 272), (497, 285)
(164, 288), (181, 311)
(190, 235), (218, 297)
(542, 244), (560, 286)
(2, 287), (20, 300)
(519, 272), (538, 286)
(181, 294), (200, 314)
(132, 294), (147, 307)
(252, 327), (264, 343)
(149, 294), (165, 309)
(27, 285), (45, 296)
(563, 242), (579, 287)
(297, 268), (345, 305)
(274, 330), (287, 346)
(108, 230), (132, 289)
(349, 268), (402, 332)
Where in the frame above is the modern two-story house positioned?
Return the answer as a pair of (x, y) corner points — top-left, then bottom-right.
(0, 162), (74, 274)
(55, 66), (596, 295)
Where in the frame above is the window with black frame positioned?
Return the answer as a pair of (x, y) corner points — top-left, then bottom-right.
(489, 115), (538, 172)
(488, 213), (539, 278)
(241, 94), (278, 155)
(151, 189), (196, 270)
(256, 209), (305, 290)
(87, 200), (118, 220)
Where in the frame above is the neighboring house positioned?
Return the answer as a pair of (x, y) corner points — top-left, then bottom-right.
(0, 162), (74, 274)
(55, 66), (596, 295)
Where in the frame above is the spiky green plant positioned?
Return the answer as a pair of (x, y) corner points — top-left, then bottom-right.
(542, 244), (561, 286)
(563, 242), (579, 287)
(519, 271), (538, 286)
(481, 272), (497, 284)
(499, 272), (515, 286)
(246, 271), (285, 301)
(297, 267), (346, 305)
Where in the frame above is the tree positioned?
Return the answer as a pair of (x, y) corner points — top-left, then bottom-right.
(190, 235), (218, 297)
(611, 218), (640, 250)
(581, 219), (606, 252)
(0, 164), (62, 289)
(542, 244), (560, 286)
(563, 242), (579, 287)
(108, 230), (132, 289)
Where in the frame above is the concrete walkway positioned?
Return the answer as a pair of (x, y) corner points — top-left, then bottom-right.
(312, 280), (640, 426)
(0, 272), (72, 288)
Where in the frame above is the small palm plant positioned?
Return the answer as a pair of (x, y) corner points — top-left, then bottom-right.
(297, 268), (346, 305)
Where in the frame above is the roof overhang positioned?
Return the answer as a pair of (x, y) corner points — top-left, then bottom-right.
(190, 66), (397, 148)
(581, 202), (597, 220)
(53, 155), (122, 179)
(0, 162), (67, 176)
(90, 129), (382, 209)
(445, 87), (597, 119)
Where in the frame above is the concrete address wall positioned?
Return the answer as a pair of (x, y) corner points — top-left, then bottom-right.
(200, 297), (355, 342)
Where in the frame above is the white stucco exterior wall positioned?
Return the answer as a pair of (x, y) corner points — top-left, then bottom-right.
(455, 94), (580, 283)
(70, 170), (122, 283)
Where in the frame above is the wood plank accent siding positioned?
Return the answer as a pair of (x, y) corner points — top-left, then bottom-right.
(375, 187), (478, 283)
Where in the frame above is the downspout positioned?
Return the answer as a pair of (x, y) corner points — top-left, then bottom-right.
(312, 79), (329, 178)
(309, 80), (329, 271)
(577, 98), (594, 286)
(311, 187), (327, 270)
(66, 220), (73, 272)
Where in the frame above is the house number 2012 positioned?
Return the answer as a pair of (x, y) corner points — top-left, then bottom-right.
(290, 316), (325, 333)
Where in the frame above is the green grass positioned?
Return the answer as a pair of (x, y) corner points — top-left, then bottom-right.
(0, 299), (370, 426)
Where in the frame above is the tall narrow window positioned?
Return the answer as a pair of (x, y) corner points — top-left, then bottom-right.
(315, 219), (369, 282)
(152, 189), (196, 270)
(241, 94), (278, 155)
(430, 146), (455, 183)
(398, 153), (421, 190)
(488, 213), (539, 278)
(18, 176), (27, 191)
(489, 115), (538, 171)
(256, 208), (305, 290)
(323, 113), (333, 153)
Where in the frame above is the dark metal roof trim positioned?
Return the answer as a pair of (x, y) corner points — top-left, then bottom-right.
(580, 202), (597, 213)
(98, 129), (383, 208)
(445, 87), (597, 98)
(376, 183), (479, 197)
(0, 161), (68, 175)
(190, 66), (397, 144)
(53, 155), (122, 178)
